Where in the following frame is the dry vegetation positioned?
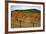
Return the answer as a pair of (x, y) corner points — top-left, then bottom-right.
(11, 9), (41, 28)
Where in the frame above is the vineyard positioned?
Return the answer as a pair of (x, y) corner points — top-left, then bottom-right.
(11, 9), (41, 28)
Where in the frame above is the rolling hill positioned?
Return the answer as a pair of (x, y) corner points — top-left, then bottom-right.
(11, 9), (41, 28)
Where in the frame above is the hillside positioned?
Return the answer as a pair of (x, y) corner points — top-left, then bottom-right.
(11, 9), (40, 13)
(11, 9), (41, 28)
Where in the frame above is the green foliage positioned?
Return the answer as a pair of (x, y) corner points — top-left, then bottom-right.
(11, 9), (40, 13)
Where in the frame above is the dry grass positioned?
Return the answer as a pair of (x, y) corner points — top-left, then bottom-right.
(11, 10), (41, 28)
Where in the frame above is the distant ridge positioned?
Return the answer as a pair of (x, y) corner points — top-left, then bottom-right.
(11, 9), (40, 13)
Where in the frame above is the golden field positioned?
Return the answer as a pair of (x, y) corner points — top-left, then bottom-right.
(11, 9), (41, 28)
